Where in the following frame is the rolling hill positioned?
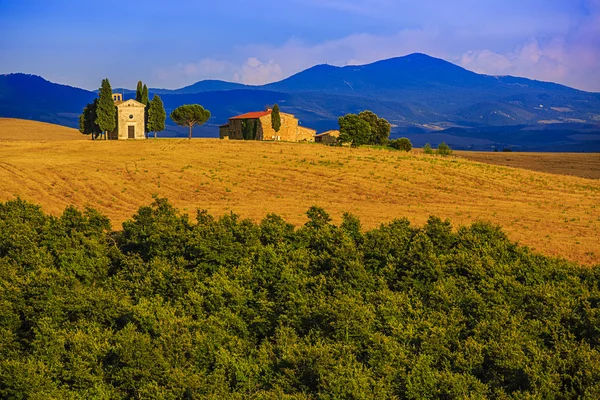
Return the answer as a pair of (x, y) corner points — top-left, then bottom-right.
(0, 121), (598, 265)
(1, 54), (599, 149)
(0, 118), (83, 141)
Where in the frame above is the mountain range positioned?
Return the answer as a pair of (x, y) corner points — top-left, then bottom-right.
(1, 53), (599, 150)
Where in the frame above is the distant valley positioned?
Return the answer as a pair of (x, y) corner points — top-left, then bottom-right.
(1, 53), (599, 151)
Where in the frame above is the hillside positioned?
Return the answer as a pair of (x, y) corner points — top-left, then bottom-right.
(456, 150), (600, 180)
(0, 118), (83, 141)
(0, 136), (598, 265)
(2, 54), (599, 149)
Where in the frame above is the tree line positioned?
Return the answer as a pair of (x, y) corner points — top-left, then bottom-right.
(336, 110), (452, 154)
(79, 79), (210, 140)
(1, 198), (598, 398)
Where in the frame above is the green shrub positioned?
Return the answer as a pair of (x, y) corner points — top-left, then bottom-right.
(437, 141), (453, 156)
(1, 198), (599, 399)
(389, 137), (413, 152)
(423, 142), (434, 154)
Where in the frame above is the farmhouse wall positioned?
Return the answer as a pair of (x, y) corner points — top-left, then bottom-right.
(297, 126), (317, 142)
(226, 119), (245, 140)
(257, 112), (299, 141)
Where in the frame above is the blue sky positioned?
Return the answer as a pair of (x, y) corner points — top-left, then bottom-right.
(1, 0), (598, 91)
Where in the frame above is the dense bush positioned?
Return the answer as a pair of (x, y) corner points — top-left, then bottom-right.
(423, 142), (434, 154)
(1, 198), (599, 398)
(389, 137), (412, 152)
(437, 141), (453, 156)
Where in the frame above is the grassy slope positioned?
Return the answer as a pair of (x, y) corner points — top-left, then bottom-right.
(0, 118), (82, 141)
(0, 119), (598, 265)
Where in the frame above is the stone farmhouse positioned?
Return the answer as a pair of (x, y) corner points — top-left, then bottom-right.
(108, 93), (146, 140)
(219, 109), (316, 142)
(315, 130), (340, 145)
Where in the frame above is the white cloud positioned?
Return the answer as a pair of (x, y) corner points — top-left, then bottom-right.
(153, 57), (284, 87)
(458, 3), (600, 90)
(233, 58), (284, 85)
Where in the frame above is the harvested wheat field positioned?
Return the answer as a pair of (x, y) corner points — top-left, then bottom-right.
(0, 120), (599, 265)
(0, 118), (83, 141)
(456, 150), (600, 180)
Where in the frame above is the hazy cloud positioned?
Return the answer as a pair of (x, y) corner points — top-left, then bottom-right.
(233, 58), (284, 85)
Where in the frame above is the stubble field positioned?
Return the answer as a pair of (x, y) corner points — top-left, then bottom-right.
(1, 118), (599, 265)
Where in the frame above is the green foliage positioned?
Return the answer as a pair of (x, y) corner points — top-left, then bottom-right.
(1, 197), (599, 398)
(135, 81), (143, 103)
(147, 95), (166, 139)
(338, 111), (391, 147)
(437, 141), (453, 156)
(338, 114), (371, 147)
(389, 137), (413, 151)
(141, 84), (149, 106)
(95, 78), (116, 137)
(241, 119), (258, 140)
(170, 104), (211, 139)
(141, 84), (150, 135)
(423, 142), (434, 154)
(271, 103), (281, 133)
(358, 110), (391, 145)
(78, 99), (101, 139)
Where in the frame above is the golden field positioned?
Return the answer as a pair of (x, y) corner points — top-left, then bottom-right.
(0, 119), (599, 265)
(456, 150), (600, 180)
(0, 118), (82, 141)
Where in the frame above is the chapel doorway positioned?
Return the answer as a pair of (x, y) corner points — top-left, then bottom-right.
(128, 126), (135, 139)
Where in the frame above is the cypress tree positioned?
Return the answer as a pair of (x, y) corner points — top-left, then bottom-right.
(95, 78), (116, 139)
(147, 95), (166, 139)
(271, 103), (281, 133)
(136, 81), (143, 103)
(142, 84), (149, 135)
(142, 84), (149, 106)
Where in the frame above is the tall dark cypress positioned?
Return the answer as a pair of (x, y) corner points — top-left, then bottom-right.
(141, 84), (149, 106)
(136, 81), (143, 103)
(95, 78), (116, 139)
(142, 84), (149, 135)
(147, 95), (166, 139)
(271, 103), (281, 133)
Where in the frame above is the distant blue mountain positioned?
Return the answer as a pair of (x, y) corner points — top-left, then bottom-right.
(1, 53), (599, 150)
(166, 80), (250, 94)
(0, 73), (96, 126)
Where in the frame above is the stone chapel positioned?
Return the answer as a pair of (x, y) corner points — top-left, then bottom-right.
(108, 93), (146, 140)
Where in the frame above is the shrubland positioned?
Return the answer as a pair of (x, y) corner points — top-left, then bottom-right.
(1, 198), (599, 398)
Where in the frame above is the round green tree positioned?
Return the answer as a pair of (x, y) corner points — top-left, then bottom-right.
(78, 99), (101, 139)
(338, 114), (372, 147)
(358, 110), (391, 145)
(170, 104), (211, 139)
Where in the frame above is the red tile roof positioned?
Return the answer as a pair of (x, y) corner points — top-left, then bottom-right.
(229, 110), (271, 120)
